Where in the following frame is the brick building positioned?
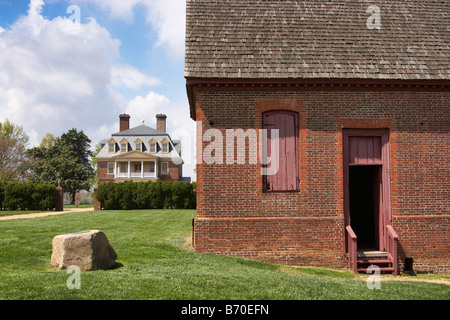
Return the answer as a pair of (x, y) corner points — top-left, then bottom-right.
(185, 0), (449, 274)
(95, 114), (184, 184)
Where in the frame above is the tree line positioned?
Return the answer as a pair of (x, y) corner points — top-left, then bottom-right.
(0, 119), (95, 204)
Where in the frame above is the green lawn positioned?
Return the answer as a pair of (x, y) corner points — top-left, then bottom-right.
(0, 209), (448, 300)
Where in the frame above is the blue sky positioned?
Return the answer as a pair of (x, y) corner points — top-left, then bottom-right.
(0, 0), (195, 179)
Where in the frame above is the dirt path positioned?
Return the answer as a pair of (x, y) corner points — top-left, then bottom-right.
(357, 274), (450, 285)
(0, 207), (95, 221)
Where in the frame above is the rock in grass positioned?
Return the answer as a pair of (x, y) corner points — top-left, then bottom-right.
(51, 230), (117, 271)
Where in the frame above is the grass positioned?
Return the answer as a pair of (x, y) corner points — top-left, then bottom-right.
(0, 209), (448, 300)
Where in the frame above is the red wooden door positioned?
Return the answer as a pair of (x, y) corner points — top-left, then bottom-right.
(372, 165), (383, 250)
(348, 136), (382, 165)
(263, 111), (299, 192)
(343, 129), (390, 251)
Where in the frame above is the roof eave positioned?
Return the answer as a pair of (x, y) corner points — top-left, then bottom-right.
(186, 77), (450, 121)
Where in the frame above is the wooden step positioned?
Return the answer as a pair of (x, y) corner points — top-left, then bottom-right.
(358, 266), (394, 272)
(357, 259), (392, 265)
(346, 252), (388, 259)
(348, 250), (396, 274)
(357, 250), (388, 258)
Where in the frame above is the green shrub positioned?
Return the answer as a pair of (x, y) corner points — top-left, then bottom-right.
(1, 182), (57, 211)
(161, 182), (173, 209)
(95, 181), (196, 210)
(119, 181), (137, 210)
(190, 182), (197, 209)
(96, 182), (119, 210)
(0, 182), (8, 210)
(172, 181), (193, 209)
(3, 183), (24, 210)
(148, 182), (163, 209)
(32, 184), (57, 210)
(135, 182), (150, 209)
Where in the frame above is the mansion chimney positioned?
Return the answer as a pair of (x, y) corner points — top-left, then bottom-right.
(156, 114), (167, 133)
(119, 114), (130, 132)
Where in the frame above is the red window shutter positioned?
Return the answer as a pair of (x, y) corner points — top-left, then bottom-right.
(263, 111), (299, 192)
(263, 113), (276, 191)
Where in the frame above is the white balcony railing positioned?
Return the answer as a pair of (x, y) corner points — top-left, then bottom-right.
(143, 172), (156, 178)
(130, 172), (141, 178)
(114, 161), (157, 179)
(116, 172), (156, 179)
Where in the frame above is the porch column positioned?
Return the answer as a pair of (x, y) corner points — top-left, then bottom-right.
(127, 161), (131, 178)
(141, 160), (144, 178)
(114, 160), (117, 179)
(155, 160), (158, 178)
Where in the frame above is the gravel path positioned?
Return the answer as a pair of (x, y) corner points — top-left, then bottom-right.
(0, 207), (95, 221)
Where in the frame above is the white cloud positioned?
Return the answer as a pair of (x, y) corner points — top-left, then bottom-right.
(71, 0), (186, 59)
(124, 91), (170, 128)
(74, 0), (143, 22)
(0, 0), (124, 147)
(86, 122), (118, 146)
(0, 0), (194, 180)
(145, 0), (186, 59)
(111, 64), (161, 89)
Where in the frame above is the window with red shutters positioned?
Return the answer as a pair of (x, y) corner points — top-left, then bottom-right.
(263, 111), (299, 192)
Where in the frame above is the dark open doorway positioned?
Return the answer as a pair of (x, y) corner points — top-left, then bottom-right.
(349, 165), (381, 251)
(343, 129), (391, 253)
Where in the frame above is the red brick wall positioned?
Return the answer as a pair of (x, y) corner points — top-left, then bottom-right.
(159, 162), (181, 181)
(97, 161), (114, 184)
(194, 89), (449, 274)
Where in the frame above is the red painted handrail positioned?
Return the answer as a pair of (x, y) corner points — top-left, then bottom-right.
(386, 225), (398, 276)
(346, 225), (358, 273)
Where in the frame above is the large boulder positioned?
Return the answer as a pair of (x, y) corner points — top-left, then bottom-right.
(51, 230), (117, 271)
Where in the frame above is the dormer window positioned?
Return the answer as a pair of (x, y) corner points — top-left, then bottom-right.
(107, 138), (116, 153)
(108, 143), (115, 153)
(134, 138), (143, 152)
(161, 139), (169, 153)
(119, 138), (129, 153)
(149, 139), (157, 153)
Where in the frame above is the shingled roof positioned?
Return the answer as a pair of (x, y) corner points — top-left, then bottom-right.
(112, 124), (166, 137)
(185, 0), (450, 80)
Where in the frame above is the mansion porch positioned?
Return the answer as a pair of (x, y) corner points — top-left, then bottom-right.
(104, 151), (171, 182)
(112, 160), (158, 180)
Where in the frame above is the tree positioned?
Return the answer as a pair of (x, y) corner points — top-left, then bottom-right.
(27, 129), (94, 204)
(89, 142), (104, 188)
(56, 129), (92, 169)
(0, 119), (31, 182)
(39, 133), (59, 148)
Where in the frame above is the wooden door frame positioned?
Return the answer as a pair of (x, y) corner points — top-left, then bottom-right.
(343, 129), (391, 251)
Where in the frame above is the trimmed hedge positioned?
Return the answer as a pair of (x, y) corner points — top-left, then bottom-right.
(0, 182), (57, 211)
(96, 181), (196, 210)
(0, 182), (5, 209)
